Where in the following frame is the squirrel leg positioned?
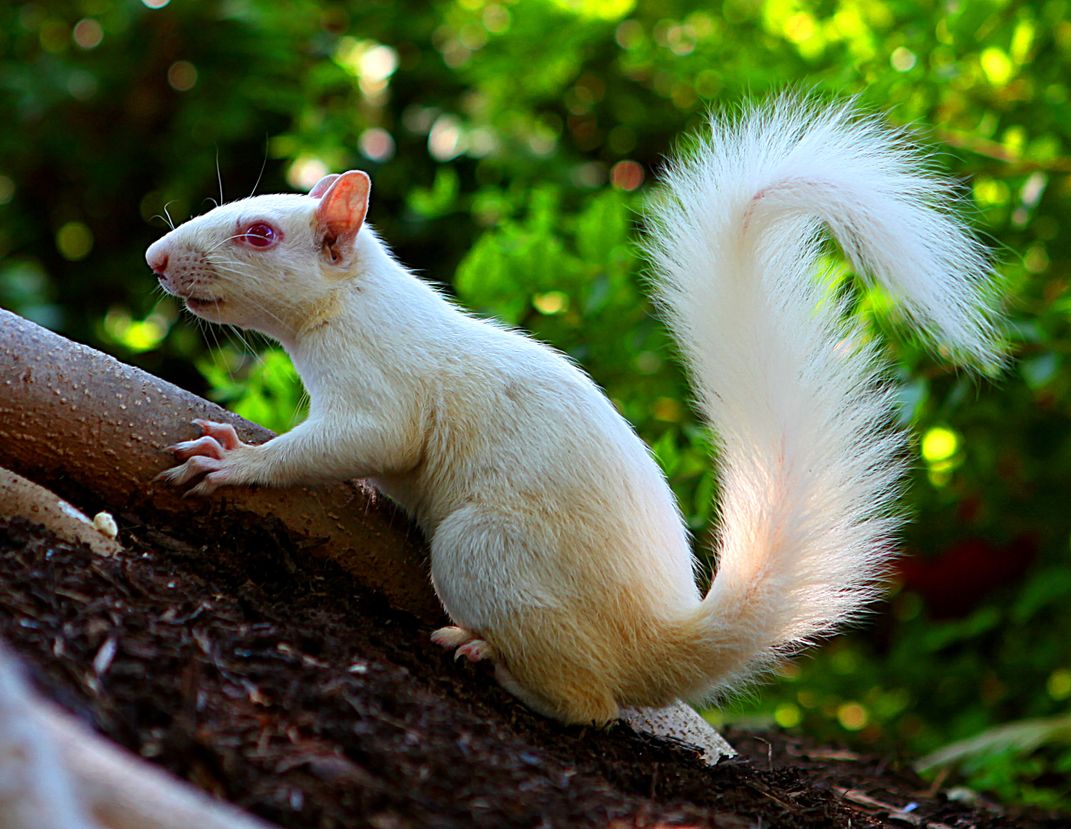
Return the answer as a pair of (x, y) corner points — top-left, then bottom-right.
(493, 663), (558, 717)
(435, 623), (619, 723)
(494, 661), (619, 725)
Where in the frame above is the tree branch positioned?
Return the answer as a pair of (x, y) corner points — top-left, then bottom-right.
(0, 309), (441, 622)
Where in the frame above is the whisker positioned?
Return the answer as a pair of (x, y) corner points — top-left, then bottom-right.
(206, 322), (233, 390)
(210, 264), (290, 329)
(227, 323), (256, 358)
(250, 134), (269, 198)
(209, 309), (232, 364)
(162, 201), (177, 231)
(216, 145), (225, 206)
(204, 232), (270, 254)
(297, 386), (311, 420)
(204, 234), (247, 254)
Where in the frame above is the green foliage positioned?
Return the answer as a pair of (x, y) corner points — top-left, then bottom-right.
(199, 348), (308, 434)
(917, 713), (1071, 810)
(3, 0), (1071, 810)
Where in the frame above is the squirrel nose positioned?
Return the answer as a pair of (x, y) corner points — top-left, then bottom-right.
(146, 240), (170, 275)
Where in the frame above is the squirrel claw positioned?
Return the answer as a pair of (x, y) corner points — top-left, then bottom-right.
(183, 469), (232, 497)
(169, 435), (226, 461)
(431, 626), (495, 662)
(192, 419), (242, 450)
(455, 640), (494, 663)
(431, 625), (475, 649)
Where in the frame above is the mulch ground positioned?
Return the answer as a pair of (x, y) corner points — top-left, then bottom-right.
(0, 510), (1065, 829)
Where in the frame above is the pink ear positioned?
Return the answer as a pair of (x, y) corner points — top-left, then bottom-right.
(315, 171), (371, 265)
(308, 174), (340, 198)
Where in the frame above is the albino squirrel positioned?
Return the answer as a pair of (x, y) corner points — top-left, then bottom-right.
(147, 98), (1001, 725)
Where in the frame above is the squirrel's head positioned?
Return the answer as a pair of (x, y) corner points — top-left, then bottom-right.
(145, 170), (371, 342)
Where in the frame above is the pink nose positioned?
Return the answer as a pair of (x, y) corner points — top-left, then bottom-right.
(146, 240), (170, 275)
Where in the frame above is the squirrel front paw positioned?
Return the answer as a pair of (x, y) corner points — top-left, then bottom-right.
(158, 419), (251, 497)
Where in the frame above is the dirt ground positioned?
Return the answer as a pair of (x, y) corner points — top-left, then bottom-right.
(0, 510), (1065, 829)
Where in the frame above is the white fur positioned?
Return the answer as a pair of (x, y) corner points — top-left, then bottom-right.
(148, 97), (1001, 724)
(644, 96), (1001, 699)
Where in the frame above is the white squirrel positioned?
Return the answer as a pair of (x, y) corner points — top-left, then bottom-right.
(146, 97), (1001, 725)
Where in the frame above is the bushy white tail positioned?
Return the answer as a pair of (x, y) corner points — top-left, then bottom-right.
(645, 97), (1002, 698)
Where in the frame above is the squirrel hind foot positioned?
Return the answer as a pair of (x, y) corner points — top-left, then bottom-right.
(431, 626), (496, 663)
(455, 639), (495, 663)
(430, 625), (478, 649)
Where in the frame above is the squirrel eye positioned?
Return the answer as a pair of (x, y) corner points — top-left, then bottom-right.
(239, 222), (279, 248)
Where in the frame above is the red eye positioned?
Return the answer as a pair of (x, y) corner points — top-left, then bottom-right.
(239, 222), (280, 248)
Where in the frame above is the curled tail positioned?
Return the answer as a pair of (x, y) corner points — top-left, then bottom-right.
(644, 97), (1003, 699)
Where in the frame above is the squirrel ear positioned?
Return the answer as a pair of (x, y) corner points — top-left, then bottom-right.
(315, 170), (371, 266)
(308, 174), (341, 198)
